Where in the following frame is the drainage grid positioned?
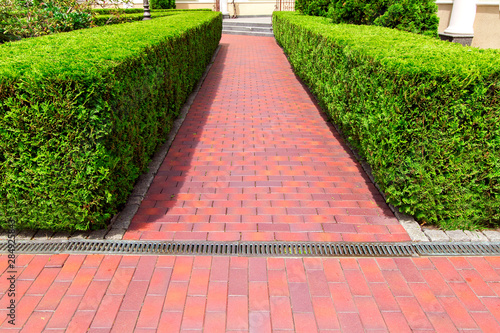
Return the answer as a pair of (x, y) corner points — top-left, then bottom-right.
(1, 240), (500, 257)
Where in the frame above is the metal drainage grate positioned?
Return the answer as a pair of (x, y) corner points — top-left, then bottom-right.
(1, 240), (500, 257)
(414, 242), (500, 256)
(239, 242), (416, 257)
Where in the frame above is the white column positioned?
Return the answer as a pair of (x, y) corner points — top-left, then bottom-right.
(220, 0), (229, 16)
(444, 0), (477, 36)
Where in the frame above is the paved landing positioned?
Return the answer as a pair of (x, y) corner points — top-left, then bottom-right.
(124, 35), (410, 243)
(3, 254), (500, 332)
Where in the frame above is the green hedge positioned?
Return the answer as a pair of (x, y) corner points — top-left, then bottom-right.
(92, 11), (175, 26)
(151, 0), (176, 10)
(91, 8), (211, 15)
(295, 0), (439, 37)
(274, 12), (500, 230)
(0, 11), (222, 231)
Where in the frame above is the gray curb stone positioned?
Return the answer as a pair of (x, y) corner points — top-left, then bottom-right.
(464, 230), (489, 242)
(423, 229), (450, 242)
(445, 230), (470, 242)
(483, 230), (500, 242)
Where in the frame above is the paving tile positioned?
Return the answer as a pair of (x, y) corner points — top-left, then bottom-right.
(36, 281), (71, 311)
(188, 268), (210, 296)
(448, 282), (486, 311)
(46, 295), (82, 329)
(470, 312), (500, 332)
(136, 295), (164, 329)
(20, 311), (52, 333)
(249, 282), (270, 312)
(66, 311), (95, 333)
(337, 312), (364, 332)
(289, 282), (314, 312)
(203, 312), (226, 333)
(119, 280), (149, 311)
(78, 280), (109, 311)
(157, 312), (182, 332)
(369, 283), (400, 312)
(249, 311), (272, 333)
(163, 281), (189, 312)
(227, 296), (248, 331)
(249, 258), (268, 282)
(268, 269), (289, 297)
(328, 283), (357, 312)
(344, 269), (371, 296)
(396, 297), (433, 330)
(181, 296), (206, 330)
(269, 297), (294, 330)
(206, 281), (228, 312)
(293, 312), (318, 333)
(408, 282), (444, 313)
(91, 295), (123, 328)
(382, 312), (412, 333)
(439, 297), (478, 330)
(147, 268), (172, 296)
(354, 297), (386, 330)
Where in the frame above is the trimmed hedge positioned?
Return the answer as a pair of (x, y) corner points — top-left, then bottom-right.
(274, 12), (500, 230)
(0, 11), (222, 231)
(151, 0), (176, 10)
(295, 0), (439, 37)
(92, 11), (176, 26)
(92, 8), (211, 15)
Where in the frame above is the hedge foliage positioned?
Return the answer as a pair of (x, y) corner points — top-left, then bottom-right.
(274, 12), (500, 230)
(150, 0), (176, 10)
(295, 0), (439, 37)
(0, 11), (222, 231)
(92, 10), (175, 26)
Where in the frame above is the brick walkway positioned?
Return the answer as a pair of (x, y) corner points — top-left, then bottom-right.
(124, 35), (410, 243)
(3, 254), (500, 332)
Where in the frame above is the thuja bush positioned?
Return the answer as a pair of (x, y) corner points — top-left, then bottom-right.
(274, 12), (500, 229)
(92, 10), (175, 26)
(295, 0), (439, 37)
(151, 0), (176, 10)
(0, 11), (222, 231)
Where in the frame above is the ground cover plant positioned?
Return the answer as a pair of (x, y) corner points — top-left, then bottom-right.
(295, 0), (439, 37)
(273, 12), (500, 230)
(0, 10), (222, 231)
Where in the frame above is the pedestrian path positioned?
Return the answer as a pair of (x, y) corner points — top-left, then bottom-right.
(2, 254), (500, 332)
(124, 34), (410, 243)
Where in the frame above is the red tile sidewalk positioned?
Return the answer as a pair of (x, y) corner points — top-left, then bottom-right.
(124, 34), (410, 242)
(3, 254), (500, 332)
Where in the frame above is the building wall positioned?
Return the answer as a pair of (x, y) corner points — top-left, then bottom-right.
(436, 1), (500, 49)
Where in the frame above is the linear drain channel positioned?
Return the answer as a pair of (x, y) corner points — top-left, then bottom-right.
(1, 240), (500, 257)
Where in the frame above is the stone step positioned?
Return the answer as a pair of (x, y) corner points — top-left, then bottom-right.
(222, 21), (272, 28)
(222, 25), (273, 33)
(222, 30), (274, 37)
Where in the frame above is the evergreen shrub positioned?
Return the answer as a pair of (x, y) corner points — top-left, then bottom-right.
(274, 12), (500, 229)
(295, 0), (439, 37)
(0, 11), (222, 231)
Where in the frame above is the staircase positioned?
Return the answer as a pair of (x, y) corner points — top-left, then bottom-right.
(222, 17), (274, 37)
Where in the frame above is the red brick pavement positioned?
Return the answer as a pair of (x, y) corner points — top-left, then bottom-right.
(124, 34), (409, 242)
(3, 254), (500, 332)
